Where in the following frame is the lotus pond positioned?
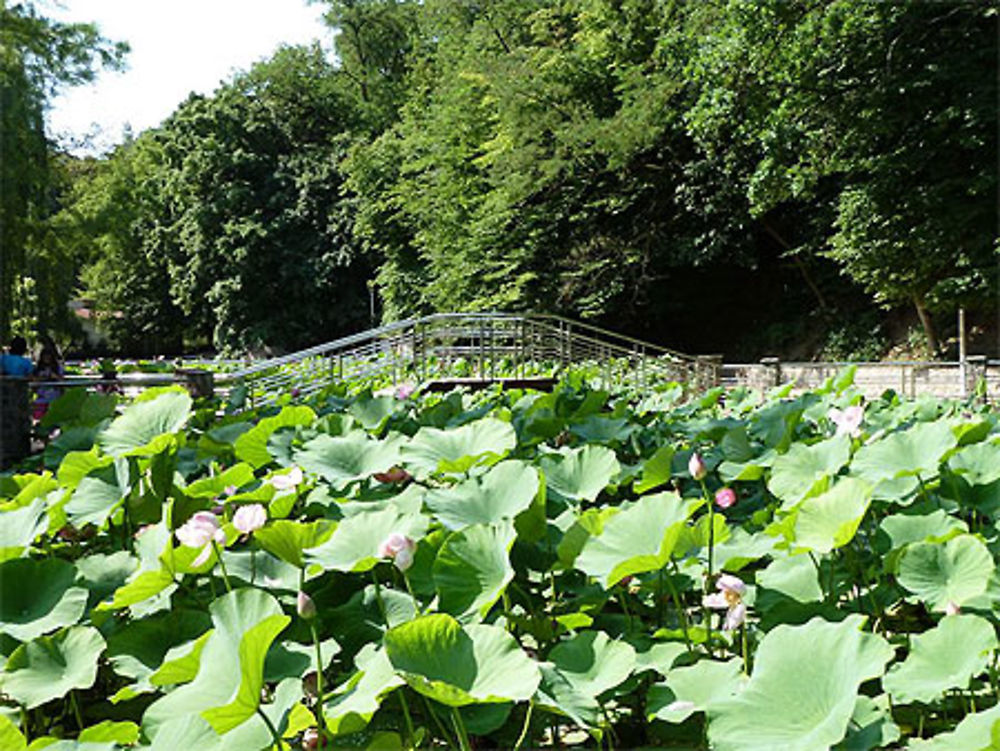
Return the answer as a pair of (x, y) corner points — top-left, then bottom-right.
(2, 370), (1000, 750)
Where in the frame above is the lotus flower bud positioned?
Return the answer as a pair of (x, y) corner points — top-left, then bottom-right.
(715, 487), (737, 509)
(688, 452), (707, 481)
(297, 591), (317, 620)
(378, 533), (417, 572)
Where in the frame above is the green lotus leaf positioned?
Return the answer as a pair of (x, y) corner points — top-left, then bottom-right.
(948, 440), (1000, 486)
(384, 614), (540, 706)
(434, 522), (516, 621)
(234, 404), (316, 468)
(536, 663), (600, 731)
(538, 445), (621, 504)
(576, 492), (697, 588)
(834, 694), (900, 751)
(569, 415), (634, 444)
(547, 631), (636, 698)
(850, 420), (958, 489)
(98, 569), (176, 612)
(647, 658), (744, 723)
(402, 418), (517, 476)
(756, 554), (823, 603)
(0, 558), (89, 641)
(897, 535), (995, 612)
(425, 461), (539, 530)
(0, 714), (26, 751)
(254, 519), (335, 569)
(793, 478), (872, 554)
(106, 609), (211, 685)
(78, 720), (139, 744)
(0, 625), (106, 708)
(75, 551), (139, 604)
(306, 506), (427, 573)
(142, 588), (290, 738)
(183, 463), (255, 498)
(907, 704), (1000, 750)
(263, 636), (340, 682)
(40, 387), (117, 429)
(323, 645), (405, 736)
(149, 631), (212, 686)
(64, 459), (131, 528)
(706, 615), (893, 751)
(294, 433), (404, 489)
(633, 445), (675, 494)
(0, 497), (47, 561)
(879, 510), (968, 552)
(768, 434), (852, 508)
(56, 449), (110, 491)
(349, 395), (398, 431)
(98, 389), (193, 458)
(884, 614), (998, 704)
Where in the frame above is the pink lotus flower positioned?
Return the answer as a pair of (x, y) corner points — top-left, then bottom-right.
(395, 382), (416, 400)
(223, 484), (238, 496)
(297, 591), (317, 620)
(233, 504), (267, 534)
(704, 574), (747, 631)
(378, 532), (416, 572)
(688, 452), (707, 481)
(176, 511), (227, 567)
(715, 487), (737, 509)
(829, 405), (864, 438)
(945, 601), (961, 616)
(270, 466), (304, 491)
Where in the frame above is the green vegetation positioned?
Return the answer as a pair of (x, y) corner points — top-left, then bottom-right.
(7, 0), (995, 357)
(2, 371), (1000, 748)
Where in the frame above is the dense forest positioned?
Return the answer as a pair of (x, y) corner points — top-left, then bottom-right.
(3, 0), (997, 359)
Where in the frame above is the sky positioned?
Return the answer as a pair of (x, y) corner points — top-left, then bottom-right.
(46, 0), (332, 155)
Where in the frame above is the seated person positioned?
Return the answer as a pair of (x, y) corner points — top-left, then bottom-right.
(0, 336), (33, 377)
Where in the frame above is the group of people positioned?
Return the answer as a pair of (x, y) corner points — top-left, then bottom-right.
(1, 335), (65, 421)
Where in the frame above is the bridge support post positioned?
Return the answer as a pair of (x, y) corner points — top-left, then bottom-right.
(760, 357), (782, 389)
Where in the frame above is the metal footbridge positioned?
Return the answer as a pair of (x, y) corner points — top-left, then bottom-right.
(221, 312), (714, 408)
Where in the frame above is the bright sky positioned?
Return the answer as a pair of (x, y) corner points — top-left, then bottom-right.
(46, 0), (332, 155)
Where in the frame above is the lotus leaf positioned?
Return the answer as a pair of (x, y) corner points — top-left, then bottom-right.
(433, 521), (516, 621)
(98, 389), (192, 458)
(425, 460), (539, 530)
(539, 445), (621, 503)
(401, 418), (517, 475)
(0, 626), (106, 708)
(897, 535), (995, 611)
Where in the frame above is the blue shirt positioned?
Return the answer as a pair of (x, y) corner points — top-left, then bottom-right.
(0, 354), (33, 377)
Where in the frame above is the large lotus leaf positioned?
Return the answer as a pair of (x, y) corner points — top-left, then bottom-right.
(305, 506), (427, 573)
(40, 387), (117, 429)
(98, 569), (176, 612)
(768, 434), (852, 508)
(547, 631), (636, 698)
(323, 645), (405, 736)
(0, 714), (26, 751)
(850, 421), (958, 488)
(0, 558), (89, 641)
(78, 720), (140, 744)
(907, 704), (1000, 750)
(948, 440), (1000, 486)
(793, 478), (872, 554)
(834, 694), (900, 751)
(254, 519), (335, 569)
(425, 461), (539, 530)
(633, 445), (675, 494)
(349, 395), (398, 431)
(756, 554), (823, 603)
(183, 463), (255, 498)
(234, 405), (316, 469)
(706, 615), (893, 751)
(98, 389), (192, 458)
(538, 445), (621, 504)
(647, 658), (744, 723)
(884, 614), (997, 704)
(0, 625), (106, 708)
(401, 419), (516, 476)
(879, 510), (968, 552)
(142, 588), (290, 738)
(384, 614), (540, 706)
(56, 449), (110, 491)
(294, 433), (404, 489)
(897, 535), (995, 611)
(106, 609), (211, 684)
(568, 415), (634, 444)
(64, 459), (131, 528)
(0, 497), (47, 561)
(264, 636), (340, 683)
(576, 492), (697, 588)
(433, 522), (515, 621)
(535, 663), (600, 731)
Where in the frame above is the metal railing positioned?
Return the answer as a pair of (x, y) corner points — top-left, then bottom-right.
(216, 312), (709, 408)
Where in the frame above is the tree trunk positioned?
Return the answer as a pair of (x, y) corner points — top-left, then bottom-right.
(760, 218), (828, 311)
(912, 295), (939, 357)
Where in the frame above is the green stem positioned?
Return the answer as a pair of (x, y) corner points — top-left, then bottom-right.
(451, 707), (472, 751)
(69, 690), (85, 731)
(399, 691), (416, 749)
(211, 540), (233, 593)
(310, 622), (326, 736)
(664, 561), (693, 653)
(617, 591), (634, 634)
(250, 539), (257, 585)
(700, 479), (715, 655)
(256, 706), (282, 749)
(371, 569), (389, 623)
(423, 697), (457, 751)
(402, 570), (421, 616)
(741, 624), (750, 675)
(514, 700), (534, 751)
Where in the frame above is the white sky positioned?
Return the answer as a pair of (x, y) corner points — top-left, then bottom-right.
(45, 0), (332, 155)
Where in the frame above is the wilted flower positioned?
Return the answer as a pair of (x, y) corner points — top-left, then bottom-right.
(704, 574), (747, 631)
(297, 591), (317, 620)
(233, 504), (267, 534)
(829, 405), (864, 438)
(271, 466), (304, 491)
(177, 511), (226, 567)
(378, 532), (416, 572)
(374, 466), (411, 484)
(688, 452), (707, 481)
(715, 487), (737, 510)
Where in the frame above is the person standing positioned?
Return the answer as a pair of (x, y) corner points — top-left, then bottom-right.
(0, 336), (34, 377)
(32, 336), (64, 421)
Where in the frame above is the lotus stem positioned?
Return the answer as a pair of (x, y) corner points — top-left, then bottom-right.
(256, 706), (282, 749)
(211, 540), (233, 593)
(69, 690), (84, 730)
(513, 700), (534, 751)
(451, 707), (473, 751)
(310, 621), (326, 736)
(398, 691), (416, 749)
(665, 559), (694, 653)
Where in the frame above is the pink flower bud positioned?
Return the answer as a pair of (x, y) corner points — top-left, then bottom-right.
(233, 503), (267, 534)
(715, 487), (737, 509)
(688, 452), (707, 481)
(297, 591), (317, 620)
(378, 533), (417, 572)
(945, 601), (961, 616)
